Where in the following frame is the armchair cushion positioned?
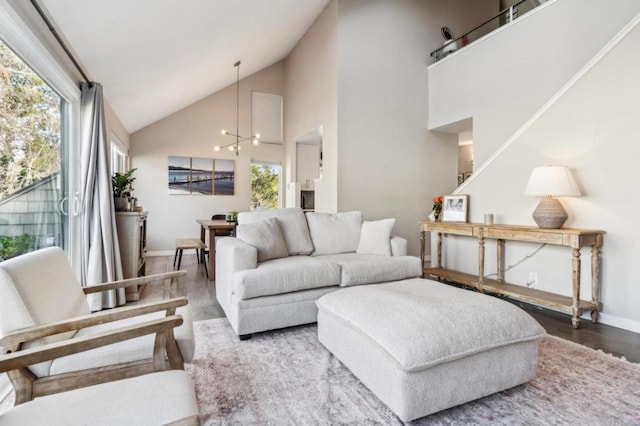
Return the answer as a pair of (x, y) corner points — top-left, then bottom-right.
(0, 371), (198, 426)
(0, 247), (90, 345)
(238, 207), (313, 255)
(306, 211), (363, 256)
(356, 218), (396, 256)
(236, 217), (289, 262)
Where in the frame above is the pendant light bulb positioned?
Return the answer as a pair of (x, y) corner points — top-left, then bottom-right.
(213, 146), (221, 152)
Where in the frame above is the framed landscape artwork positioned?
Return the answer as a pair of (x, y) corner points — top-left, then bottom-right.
(167, 156), (214, 195)
(214, 159), (235, 196)
(442, 195), (469, 222)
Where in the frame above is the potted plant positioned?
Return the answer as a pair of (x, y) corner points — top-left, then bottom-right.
(226, 210), (238, 223)
(112, 168), (137, 211)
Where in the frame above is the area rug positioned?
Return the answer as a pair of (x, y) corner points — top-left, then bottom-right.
(187, 319), (640, 425)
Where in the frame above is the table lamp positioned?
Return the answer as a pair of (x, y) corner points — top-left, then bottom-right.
(524, 166), (581, 229)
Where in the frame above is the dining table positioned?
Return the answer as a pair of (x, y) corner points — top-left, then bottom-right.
(196, 219), (236, 281)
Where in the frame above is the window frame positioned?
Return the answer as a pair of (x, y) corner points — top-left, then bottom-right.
(0, 0), (82, 268)
(110, 133), (129, 175)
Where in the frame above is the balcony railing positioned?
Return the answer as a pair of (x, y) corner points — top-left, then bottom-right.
(430, 0), (544, 63)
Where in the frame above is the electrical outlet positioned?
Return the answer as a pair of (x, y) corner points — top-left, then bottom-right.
(527, 272), (538, 288)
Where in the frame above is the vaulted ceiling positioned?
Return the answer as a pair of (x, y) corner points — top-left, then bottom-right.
(40, 0), (329, 133)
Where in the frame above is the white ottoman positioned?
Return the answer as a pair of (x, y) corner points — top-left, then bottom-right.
(316, 278), (545, 422)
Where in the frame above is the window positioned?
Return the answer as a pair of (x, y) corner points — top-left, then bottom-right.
(251, 160), (281, 210)
(110, 134), (128, 174)
(0, 39), (67, 260)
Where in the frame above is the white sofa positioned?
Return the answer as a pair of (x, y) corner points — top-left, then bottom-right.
(216, 208), (421, 338)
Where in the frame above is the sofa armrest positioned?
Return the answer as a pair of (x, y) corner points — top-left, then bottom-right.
(215, 237), (258, 312)
(390, 236), (408, 257)
(217, 237), (258, 272)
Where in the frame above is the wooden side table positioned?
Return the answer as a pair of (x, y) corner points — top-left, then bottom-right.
(419, 221), (605, 328)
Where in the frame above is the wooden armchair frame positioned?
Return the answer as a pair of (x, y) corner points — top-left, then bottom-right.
(1, 270), (189, 404)
(0, 316), (196, 424)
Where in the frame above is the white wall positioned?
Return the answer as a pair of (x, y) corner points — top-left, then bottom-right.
(285, 0), (338, 213)
(428, 0), (640, 167)
(441, 16), (640, 331)
(130, 62), (285, 252)
(105, 99), (130, 150)
(335, 0), (495, 256)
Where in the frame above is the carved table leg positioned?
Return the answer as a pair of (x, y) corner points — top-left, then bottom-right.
(591, 240), (602, 323)
(478, 236), (485, 292)
(437, 232), (443, 268)
(497, 239), (505, 282)
(420, 230), (425, 277)
(208, 228), (216, 282)
(571, 247), (582, 328)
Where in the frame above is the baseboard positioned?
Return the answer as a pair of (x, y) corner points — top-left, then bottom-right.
(146, 250), (175, 257)
(596, 312), (640, 334)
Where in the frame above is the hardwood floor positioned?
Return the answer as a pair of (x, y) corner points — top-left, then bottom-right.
(517, 301), (640, 363)
(143, 254), (640, 363)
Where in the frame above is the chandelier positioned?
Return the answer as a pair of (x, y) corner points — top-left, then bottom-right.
(214, 60), (260, 156)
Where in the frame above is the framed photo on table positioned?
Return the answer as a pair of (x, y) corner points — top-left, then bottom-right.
(443, 195), (468, 222)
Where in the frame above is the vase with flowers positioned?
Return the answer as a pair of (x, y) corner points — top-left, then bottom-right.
(432, 195), (443, 221)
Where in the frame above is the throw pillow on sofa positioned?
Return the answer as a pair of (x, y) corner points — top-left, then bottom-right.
(306, 211), (363, 256)
(237, 208), (313, 255)
(236, 218), (288, 262)
(356, 218), (395, 256)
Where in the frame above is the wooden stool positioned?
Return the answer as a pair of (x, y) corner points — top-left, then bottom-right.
(174, 238), (207, 276)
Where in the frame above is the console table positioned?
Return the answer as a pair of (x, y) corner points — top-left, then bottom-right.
(419, 222), (605, 328)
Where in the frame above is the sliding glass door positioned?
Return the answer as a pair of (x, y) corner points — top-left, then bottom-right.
(0, 6), (81, 265)
(0, 39), (69, 259)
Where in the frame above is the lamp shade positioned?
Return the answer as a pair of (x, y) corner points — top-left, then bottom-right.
(524, 166), (581, 197)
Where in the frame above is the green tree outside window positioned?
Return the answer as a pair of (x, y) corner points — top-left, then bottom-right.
(251, 164), (279, 210)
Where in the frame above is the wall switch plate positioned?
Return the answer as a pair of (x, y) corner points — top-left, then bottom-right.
(527, 272), (538, 288)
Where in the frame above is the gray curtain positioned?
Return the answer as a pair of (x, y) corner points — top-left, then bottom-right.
(80, 82), (125, 310)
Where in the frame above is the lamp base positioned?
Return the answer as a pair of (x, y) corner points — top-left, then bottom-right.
(532, 198), (568, 229)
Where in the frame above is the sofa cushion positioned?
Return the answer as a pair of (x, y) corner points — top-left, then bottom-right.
(316, 253), (422, 287)
(356, 218), (395, 256)
(306, 211), (362, 256)
(233, 256), (341, 300)
(236, 218), (288, 262)
(238, 208), (313, 255)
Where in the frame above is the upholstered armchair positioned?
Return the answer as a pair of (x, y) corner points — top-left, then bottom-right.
(0, 315), (199, 425)
(0, 247), (195, 404)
